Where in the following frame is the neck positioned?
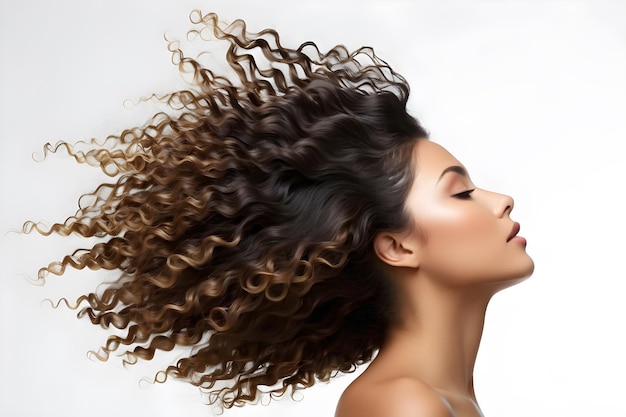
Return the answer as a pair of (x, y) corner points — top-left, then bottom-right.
(375, 272), (495, 398)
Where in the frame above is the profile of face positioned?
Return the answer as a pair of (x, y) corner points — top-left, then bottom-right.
(378, 140), (534, 290)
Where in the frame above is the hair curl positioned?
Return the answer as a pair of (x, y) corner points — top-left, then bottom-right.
(26, 10), (427, 408)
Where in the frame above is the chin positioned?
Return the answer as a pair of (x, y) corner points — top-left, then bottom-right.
(469, 254), (533, 294)
(491, 257), (535, 292)
(518, 254), (535, 279)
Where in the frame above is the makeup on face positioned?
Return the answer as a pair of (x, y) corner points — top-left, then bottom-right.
(402, 140), (534, 287)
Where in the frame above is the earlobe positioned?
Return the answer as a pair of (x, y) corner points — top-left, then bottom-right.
(373, 231), (420, 268)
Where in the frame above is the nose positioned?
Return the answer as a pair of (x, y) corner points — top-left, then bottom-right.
(495, 192), (514, 218)
(483, 190), (514, 218)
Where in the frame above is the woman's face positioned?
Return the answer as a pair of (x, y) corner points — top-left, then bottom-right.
(403, 140), (534, 287)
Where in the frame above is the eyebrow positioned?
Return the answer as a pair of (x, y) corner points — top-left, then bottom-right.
(437, 165), (468, 183)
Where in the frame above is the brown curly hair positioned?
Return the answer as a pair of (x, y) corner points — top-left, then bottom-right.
(25, 10), (428, 408)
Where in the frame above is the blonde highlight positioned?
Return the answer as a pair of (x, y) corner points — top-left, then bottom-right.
(27, 11), (427, 408)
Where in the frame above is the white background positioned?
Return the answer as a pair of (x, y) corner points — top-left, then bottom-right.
(1, 1), (625, 416)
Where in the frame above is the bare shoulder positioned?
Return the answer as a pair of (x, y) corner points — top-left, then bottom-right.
(335, 376), (455, 417)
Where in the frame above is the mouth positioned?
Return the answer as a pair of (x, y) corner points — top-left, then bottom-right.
(507, 222), (521, 242)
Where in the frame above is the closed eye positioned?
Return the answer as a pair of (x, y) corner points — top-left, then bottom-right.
(452, 189), (475, 199)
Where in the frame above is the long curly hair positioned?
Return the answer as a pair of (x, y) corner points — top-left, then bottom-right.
(26, 10), (427, 407)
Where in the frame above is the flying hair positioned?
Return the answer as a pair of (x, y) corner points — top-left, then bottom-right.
(24, 10), (428, 408)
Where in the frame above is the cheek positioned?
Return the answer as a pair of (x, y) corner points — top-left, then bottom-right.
(416, 206), (501, 282)
(421, 202), (494, 246)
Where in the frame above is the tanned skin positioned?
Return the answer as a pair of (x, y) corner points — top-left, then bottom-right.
(336, 140), (534, 417)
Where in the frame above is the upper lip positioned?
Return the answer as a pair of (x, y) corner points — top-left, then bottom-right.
(507, 222), (520, 241)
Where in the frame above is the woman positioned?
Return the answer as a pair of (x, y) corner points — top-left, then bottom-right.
(335, 137), (533, 417)
(27, 11), (533, 416)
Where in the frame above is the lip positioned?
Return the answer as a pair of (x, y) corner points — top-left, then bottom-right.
(507, 222), (521, 242)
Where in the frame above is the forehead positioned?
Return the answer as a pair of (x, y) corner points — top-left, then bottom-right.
(413, 140), (464, 183)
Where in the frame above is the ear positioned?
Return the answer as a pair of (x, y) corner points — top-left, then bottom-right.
(373, 231), (420, 268)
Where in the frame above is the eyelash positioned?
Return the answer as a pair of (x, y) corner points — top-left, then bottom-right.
(452, 189), (475, 199)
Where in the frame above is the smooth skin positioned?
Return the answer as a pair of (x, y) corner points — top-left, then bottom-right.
(335, 140), (534, 417)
